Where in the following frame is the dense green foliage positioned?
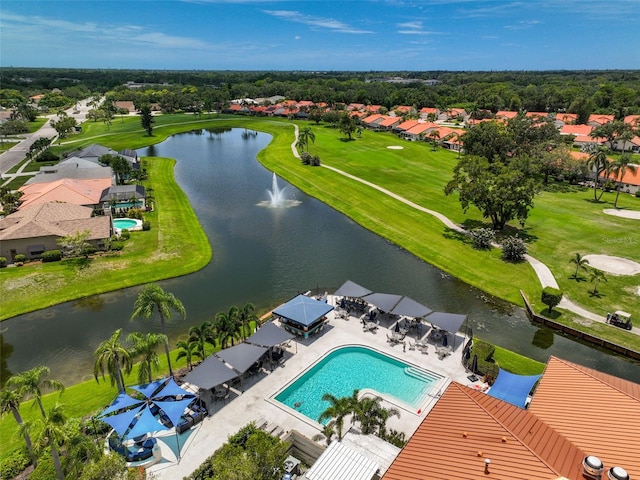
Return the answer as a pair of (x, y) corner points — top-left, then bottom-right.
(541, 286), (563, 314)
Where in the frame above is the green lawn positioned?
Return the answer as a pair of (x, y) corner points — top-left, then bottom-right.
(0, 156), (212, 320)
(27, 118), (48, 133)
(0, 141), (19, 153)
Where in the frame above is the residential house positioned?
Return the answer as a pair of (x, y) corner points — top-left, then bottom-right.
(376, 116), (402, 131)
(100, 185), (147, 212)
(495, 110), (518, 121)
(554, 112), (578, 126)
(25, 158), (114, 185)
(624, 114), (640, 128)
(444, 108), (467, 122)
(435, 126), (464, 151)
(0, 202), (112, 261)
(560, 124), (606, 149)
(588, 114), (615, 127)
(18, 177), (113, 210)
(401, 122), (438, 141)
(361, 114), (387, 130)
(604, 163), (640, 195)
(419, 107), (439, 120)
(383, 356), (640, 480)
(392, 120), (420, 136)
(392, 105), (414, 116)
(114, 101), (135, 113)
(365, 105), (383, 114)
(347, 103), (365, 112)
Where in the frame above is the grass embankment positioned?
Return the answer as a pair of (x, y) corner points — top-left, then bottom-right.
(0, 156), (212, 320)
(472, 338), (546, 377)
(0, 141), (19, 153)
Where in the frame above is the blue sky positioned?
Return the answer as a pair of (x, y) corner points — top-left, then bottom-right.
(1, 0), (639, 71)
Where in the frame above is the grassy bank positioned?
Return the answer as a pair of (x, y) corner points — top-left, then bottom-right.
(0, 156), (212, 320)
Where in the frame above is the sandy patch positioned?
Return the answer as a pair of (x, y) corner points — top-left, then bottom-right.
(583, 254), (640, 276)
(603, 209), (640, 220)
(636, 286), (640, 296)
(387, 145), (404, 150)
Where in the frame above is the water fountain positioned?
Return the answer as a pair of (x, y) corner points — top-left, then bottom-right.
(268, 172), (286, 207)
(259, 172), (301, 208)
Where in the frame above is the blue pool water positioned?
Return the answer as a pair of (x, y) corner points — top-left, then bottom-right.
(113, 218), (139, 230)
(275, 346), (442, 423)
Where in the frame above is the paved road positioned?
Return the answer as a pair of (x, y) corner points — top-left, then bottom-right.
(0, 98), (93, 176)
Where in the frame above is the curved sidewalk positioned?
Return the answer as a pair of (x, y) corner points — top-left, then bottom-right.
(316, 162), (607, 324)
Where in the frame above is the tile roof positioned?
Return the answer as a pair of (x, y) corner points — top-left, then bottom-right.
(496, 111), (519, 120)
(0, 202), (110, 241)
(404, 122), (438, 136)
(560, 124), (594, 137)
(383, 383), (584, 480)
(528, 357), (640, 478)
(378, 116), (401, 127)
(361, 114), (386, 125)
(588, 114), (615, 125)
(555, 113), (578, 123)
(419, 107), (438, 115)
(18, 178), (113, 209)
(394, 120), (420, 131)
(624, 114), (640, 126)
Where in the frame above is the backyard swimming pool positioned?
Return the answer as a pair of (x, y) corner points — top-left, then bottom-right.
(113, 218), (143, 233)
(274, 346), (443, 423)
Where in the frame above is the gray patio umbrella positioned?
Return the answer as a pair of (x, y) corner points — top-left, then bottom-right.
(362, 292), (403, 313)
(390, 296), (432, 318)
(470, 354), (478, 374)
(333, 280), (373, 298)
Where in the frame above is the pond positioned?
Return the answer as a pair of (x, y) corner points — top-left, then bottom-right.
(2, 127), (639, 386)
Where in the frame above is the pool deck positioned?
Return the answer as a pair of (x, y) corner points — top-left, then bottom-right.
(148, 295), (475, 479)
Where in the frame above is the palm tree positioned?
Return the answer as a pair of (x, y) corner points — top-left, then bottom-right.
(188, 322), (214, 360)
(94, 329), (133, 392)
(214, 306), (240, 348)
(569, 253), (590, 280)
(238, 303), (258, 340)
(298, 127), (315, 153)
(312, 420), (336, 446)
(609, 154), (637, 208)
(586, 148), (609, 201)
(589, 268), (607, 295)
(428, 130), (441, 151)
(127, 331), (167, 384)
(131, 284), (186, 378)
(33, 403), (67, 480)
(176, 340), (198, 371)
(318, 393), (354, 440)
(6, 366), (64, 420)
(0, 388), (37, 467)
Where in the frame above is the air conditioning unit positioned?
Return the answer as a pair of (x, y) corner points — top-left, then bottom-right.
(583, 456), (604, 480)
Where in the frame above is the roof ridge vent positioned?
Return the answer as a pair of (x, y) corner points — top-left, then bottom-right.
(583, 456), (604, 480)
(608, 467), (630, 480)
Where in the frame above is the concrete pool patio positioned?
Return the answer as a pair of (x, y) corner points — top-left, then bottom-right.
(148, 295), (474, 478)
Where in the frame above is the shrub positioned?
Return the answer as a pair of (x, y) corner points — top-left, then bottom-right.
(127, 208), (144, 220)
(541, 286), (563, 314)
(119, 230), (131, 240)
(142, 220), (151, 231)
(36, 149), (59, 163)
(0, 450), (30, 479)
(300, 152), (312, 165)
(41, 250), (62, 262)
(635, 190), (640, 198)
(14, 254), (27, 264)
(501, 236), (527, 262)
(310, 155), (321, 166)
(109, 241), (124, 251)
(0, 256), (6, 267)
(84, 245), (97, 256)
(470, 228), (495, 250)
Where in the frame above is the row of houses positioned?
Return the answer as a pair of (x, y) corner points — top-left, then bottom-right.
(0, 144), (145, 262)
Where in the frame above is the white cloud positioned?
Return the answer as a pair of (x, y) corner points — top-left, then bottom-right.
(263, 10), (373, 34)
(396, 20), (444, 35)
(504, 19), (540, 30)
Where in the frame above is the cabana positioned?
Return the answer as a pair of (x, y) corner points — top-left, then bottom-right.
(488, 368), (541, 408)
(215, 343), (268, 392)
(333, 280), (372, 298)
(424, 311), (468, 349)
(182, 354), (238, 391)
(273, 294), (333, 338)
(246, 321), (296, 359)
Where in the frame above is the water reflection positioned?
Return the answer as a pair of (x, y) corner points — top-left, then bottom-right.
(2, 128), (639, 385)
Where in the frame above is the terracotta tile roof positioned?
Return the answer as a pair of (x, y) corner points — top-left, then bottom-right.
(378, 116), (401, 127)
(560, 124), (594, 137)
(383, 383), (584, 480)
(569, 151), (590, 161)
(361, 114), (386, 125)
(394, 120), (419, 131)
(496, 111), (518, 120)
(529, 357), (640, 478)
(588, 114), (615, 125)
(555, 113), (578, 123)
(393, 105), (413, 113)
(18, 178), (113, 209)
(605, 163), (640, 186)
(365, 105), (382, 113)
(347, 103), (365, 111)
(526, 112), (549, 118)
(404, 122), (438, 136)
(419, 107), (438, 115)
(624, 114), (640, 126)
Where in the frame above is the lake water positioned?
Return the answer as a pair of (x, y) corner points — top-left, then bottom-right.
(2, 128), (639, 386)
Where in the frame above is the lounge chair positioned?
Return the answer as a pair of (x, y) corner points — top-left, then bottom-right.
(408, 341), (416, 351)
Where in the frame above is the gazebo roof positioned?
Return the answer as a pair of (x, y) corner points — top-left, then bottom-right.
(273, 294), (334, 327)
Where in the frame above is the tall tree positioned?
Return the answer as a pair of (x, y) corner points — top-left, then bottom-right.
(94, 329), (133, 392)
(352, 395), (400, 437)
(33, 403), (67, 480)
(213, 306), (241, 348)
(428, 130), (440, 151)
(127, 331), (167, 384)
(238, 303), (258, 340)
(318, 393), (354, 440)
(589, 268), (607, 296)
(297, 127), (315, 152)
(131, 284), (186, 378)
(586, 148), (609, 201)
(0, 388), (37, 467)
(6, 365), (64, 420)
(176, 340), (198, 371)
(56, 229), (92, 258)
(187, 322), (214, 360)
(569, 253), (590, 280)
(338, 113), (357, 140)
(609, 154), (637, 208)
(139, 104), (154, 136)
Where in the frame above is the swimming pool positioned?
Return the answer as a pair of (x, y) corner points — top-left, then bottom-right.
(274, 346), (443, 423)
(113, 218), (143, 232)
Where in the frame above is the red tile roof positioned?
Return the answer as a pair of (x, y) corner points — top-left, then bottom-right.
(393, 105), (413, 113)
(555, 113), (578, 123)
(496, 111), (518, 120)
(606, 162), (640, 186)
(394, 120), (420, 131)
(560, 124), (594, 137)
(588, 114), (615, 125)
(383, 383), (584, 480)
(419, 107), (439, 115)
(365, 105), (383, 113)
(529, 357), (640, 478)
(361, 113), (385, 125)
(18, 178), (113, 209)
(624, 114), (640, 127)
(404, 122), (438, 136)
